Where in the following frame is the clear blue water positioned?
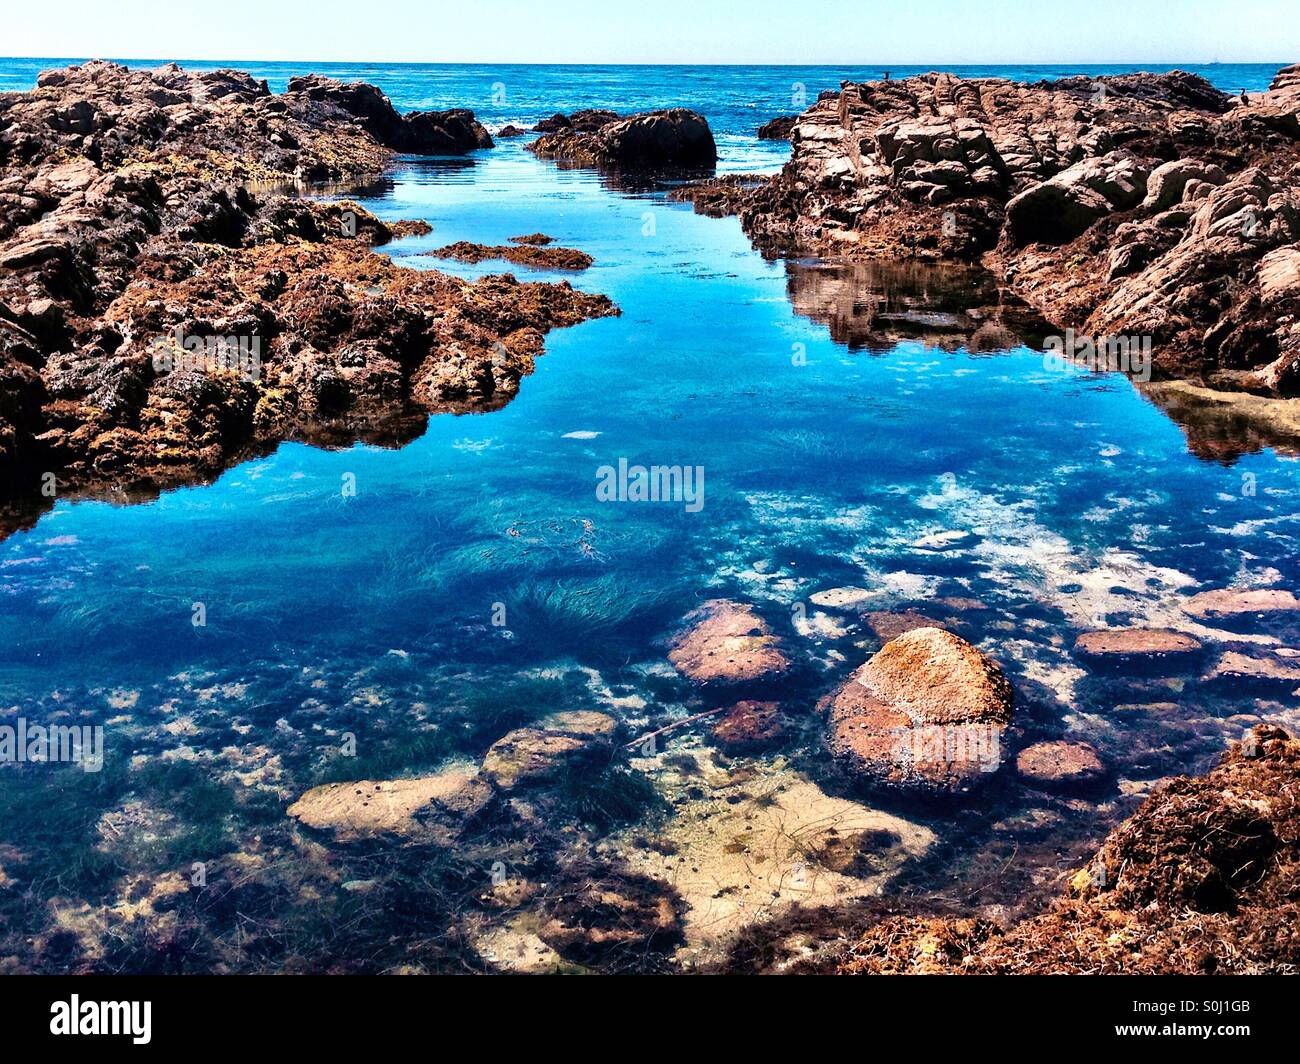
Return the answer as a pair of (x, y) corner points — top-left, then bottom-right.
(1, 59), (1298, 970)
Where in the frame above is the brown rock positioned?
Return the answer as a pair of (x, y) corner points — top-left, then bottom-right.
(757, 115), (797, 140)
(1074, 628), (1204, 666)
(861, 610), (945, 641)
(838, 726), (1300, 974)
(480, 711), (617, 790)
(674, 67), (1300, 397)
(711, 701), (785, 752)
(667, 600), (790, 684)
(286, 766), (490, 841)
(426, 240), (593, 270)
(826, 627), (1014, 795)
(1015, 740), (1107, 791)
(0, 61), (619, 516)
(1205, 650), (1300, 685)
(1185, 588), (1300, 619)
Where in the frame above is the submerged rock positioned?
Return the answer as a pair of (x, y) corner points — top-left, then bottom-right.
(1015, 740), (1107, 792)
(1204, 649), (1300, 685)
(825, 627), (1014, 795)
(1184, 587), (1300, 619)
(809, 586), (875, 611)
(286, 765), (491, 841)
(711, 701), (785, 752)
(861, 610), (946, 642)
(480, 711), (617, 790)
(667, 600), (790, 684)
(618, 746), (934, 956)
(1073, 627), (1204, 667)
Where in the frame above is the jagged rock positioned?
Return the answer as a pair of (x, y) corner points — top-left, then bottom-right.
(757, 115), (797, 140)
(284, 74), (492, 153)
(839, 726), (1300, 974)
(529, 108), (717, 169)
(825, 627), (1014, 795)
(0, 61), (616, 514)
(1004, 151), (1150, 246)
(672, 66), (1300, 396)
(667, 599), (790, 684)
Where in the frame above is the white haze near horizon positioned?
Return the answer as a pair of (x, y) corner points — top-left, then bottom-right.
(1, 0), (1296, 66)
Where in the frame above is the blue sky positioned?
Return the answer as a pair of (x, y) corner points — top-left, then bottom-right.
(2, 0), (1296, 64)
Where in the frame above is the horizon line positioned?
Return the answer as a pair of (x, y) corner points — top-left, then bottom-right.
(1, 54), (1292, 69)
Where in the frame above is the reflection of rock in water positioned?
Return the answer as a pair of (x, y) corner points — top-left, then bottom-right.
(784, 259), (1050, 354)
(1139, 380), (1300, 464)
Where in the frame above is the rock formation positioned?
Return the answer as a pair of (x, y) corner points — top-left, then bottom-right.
(838, 726), (1300, 973)
(529, 108), (717, 169)
(678, 66), (1300, 395)
(825, 627), (1014, 796)
(0, 61), (615, 525)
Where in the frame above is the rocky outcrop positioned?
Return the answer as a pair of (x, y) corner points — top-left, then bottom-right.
(839, 726), (1300, 973)
(667, 600), (790, 684)
(676, 67), (1300, 395)
(0, 61), (615, 522)
(427, 241), (594, 270)
(757, 115), (797, 140)
(825, 627), (1014, 796)
(283, 74), (493, 153)
(529, 108), (717, 170)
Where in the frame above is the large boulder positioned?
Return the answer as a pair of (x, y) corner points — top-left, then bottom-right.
(1004, 151), (1150, 246)
(529, 108), (717, 169)
(825, 627), (1014, 796)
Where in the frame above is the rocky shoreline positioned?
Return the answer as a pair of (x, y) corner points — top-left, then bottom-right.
(677, 65), (1300, 397)
(0, 61), (618, 529)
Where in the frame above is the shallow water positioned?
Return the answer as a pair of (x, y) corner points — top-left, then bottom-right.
(1, 60), (1297, 972)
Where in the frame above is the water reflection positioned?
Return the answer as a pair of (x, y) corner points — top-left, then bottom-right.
(783, 258), (1052, 354)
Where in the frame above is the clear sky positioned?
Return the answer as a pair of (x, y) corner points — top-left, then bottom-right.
(2, 0), (1296, 65)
